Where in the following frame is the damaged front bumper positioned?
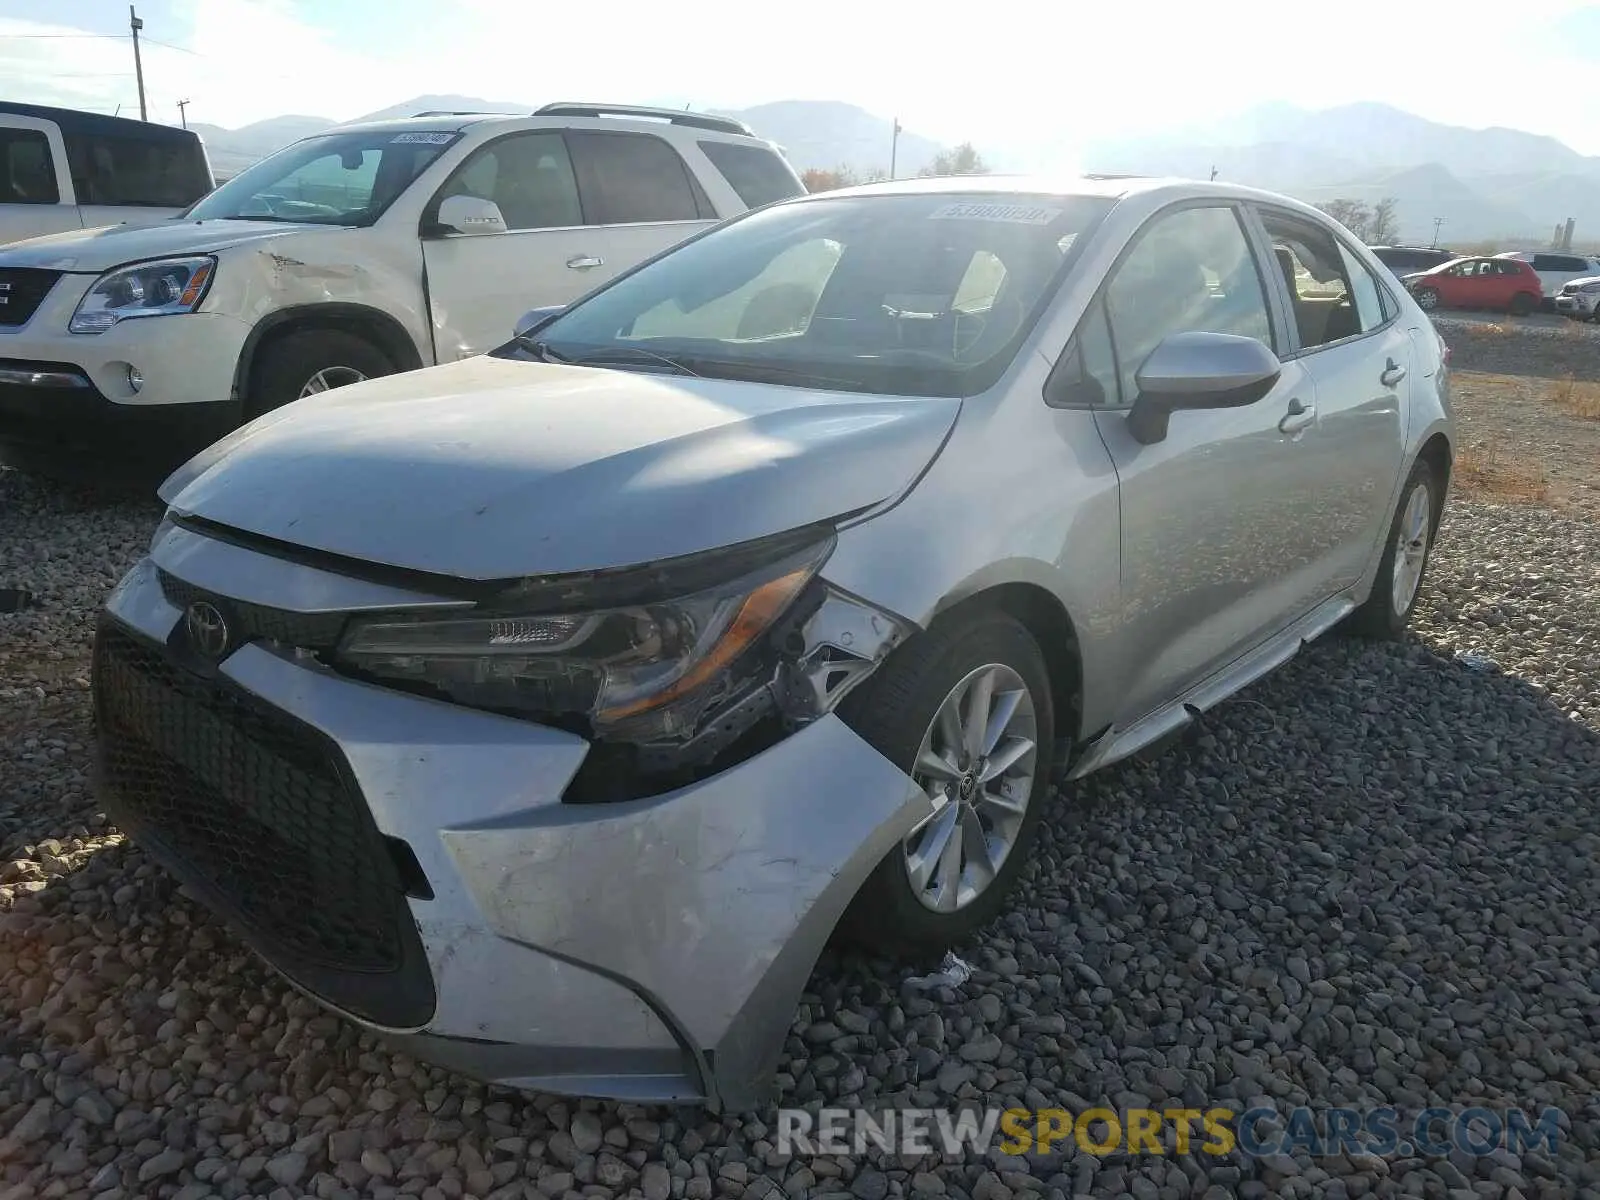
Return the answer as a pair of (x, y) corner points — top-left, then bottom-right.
(94, 542), (929, 1110)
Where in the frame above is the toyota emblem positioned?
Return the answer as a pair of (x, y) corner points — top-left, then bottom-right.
(184, 600), (230, 659)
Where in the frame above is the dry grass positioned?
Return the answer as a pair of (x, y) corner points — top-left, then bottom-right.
(1454, 442), (1552, 504)
(1551, 374), (1600, 420)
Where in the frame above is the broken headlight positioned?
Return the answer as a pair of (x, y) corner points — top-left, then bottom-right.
(335, 536), (834, 739)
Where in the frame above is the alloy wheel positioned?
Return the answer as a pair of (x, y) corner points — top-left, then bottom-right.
(1390, 481), (1433, 616)
(298, 366), (367, 398)
(903, 663), (1038, 913)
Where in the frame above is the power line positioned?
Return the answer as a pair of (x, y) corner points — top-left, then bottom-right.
(0, 32), (127, 40)
(140, 35), (202, 55)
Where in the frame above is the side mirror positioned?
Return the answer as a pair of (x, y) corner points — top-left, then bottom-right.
(513, 305), (564, 340)
(1126, 331), (1281, 445)
(437, 194), (507, 236)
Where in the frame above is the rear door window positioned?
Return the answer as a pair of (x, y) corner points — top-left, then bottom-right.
(1, 128), (60, 205)
(696, 140), (804, 208)
(63, 132), (211, 207)
(567, 132), (704, 225)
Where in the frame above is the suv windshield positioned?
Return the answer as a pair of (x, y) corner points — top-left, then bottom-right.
(514, 191), (1114, 397)
(185, 129), (458, 226)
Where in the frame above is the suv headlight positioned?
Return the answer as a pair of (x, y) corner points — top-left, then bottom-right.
(69, 256), (216, 334)
(335, 535), (834, 739)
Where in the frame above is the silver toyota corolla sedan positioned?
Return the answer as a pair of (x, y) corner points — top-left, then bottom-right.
(94, 175), (1452, 1110)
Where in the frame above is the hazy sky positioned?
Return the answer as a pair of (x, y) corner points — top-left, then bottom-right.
(6, 0), (1600, 161)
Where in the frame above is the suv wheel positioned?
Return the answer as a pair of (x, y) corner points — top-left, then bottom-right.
(838, 612), (1055, 957)
(250, 329), (394, 419)
(1348, 460), (1438, 640)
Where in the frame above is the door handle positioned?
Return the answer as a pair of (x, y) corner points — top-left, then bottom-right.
(1380, 357), (1407, 388)
(566, 255), (604, 270)
(1278, 398), (1316, 436)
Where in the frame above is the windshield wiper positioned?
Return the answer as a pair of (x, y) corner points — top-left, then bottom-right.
(556, 345), (703, 377)
(513, 335), (569, 363)
(686, 359), (866, 390)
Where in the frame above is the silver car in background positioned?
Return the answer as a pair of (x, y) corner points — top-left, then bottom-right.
(94, 176), (1453, 1110)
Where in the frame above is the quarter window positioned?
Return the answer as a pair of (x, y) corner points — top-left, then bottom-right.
(696, 140), (803, 209)
(1338, 243), (1388, 333)
(63, 131), (211, 207)
(1, 128), (59, 205)
(568, 132), (703, 225)
(1101, 205), (1273, 405)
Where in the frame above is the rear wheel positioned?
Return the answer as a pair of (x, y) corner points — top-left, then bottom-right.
(1508, 292), (1537, 317)
(1414, 287), (1440, 312)
(1348, 460), (1438, 640)
(838, 612), (1056, 957)
(248, 329), (394, 419)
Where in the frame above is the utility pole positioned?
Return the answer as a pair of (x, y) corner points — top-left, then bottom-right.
(889, 117), (901, 180)
(177, 99), (189, 128)
(129, 6), (148, 122)
(1431, 217), (1443, 248)
(1210, 164), (1218, 181)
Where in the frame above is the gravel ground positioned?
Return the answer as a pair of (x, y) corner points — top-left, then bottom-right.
(2, 340), (1599, 1199)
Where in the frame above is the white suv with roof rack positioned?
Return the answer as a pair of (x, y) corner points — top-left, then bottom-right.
(0, 102), (803, 481)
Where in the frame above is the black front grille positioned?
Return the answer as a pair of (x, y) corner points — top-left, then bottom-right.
(93, 619), (435, 1028)
(157, 570), (349, 651)
(0, 268), (62, 327)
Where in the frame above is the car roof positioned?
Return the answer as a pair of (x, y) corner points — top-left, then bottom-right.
(0, 100), (201, 144)
(325, 105), (770, 144)
(793, 174), (1344, 220)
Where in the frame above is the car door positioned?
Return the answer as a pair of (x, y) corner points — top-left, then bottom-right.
(1084, 202), (1318, 727)
(419, 130), (715, 361)
(1252, 206), (1409, 591)
(0, 117), (81, 242)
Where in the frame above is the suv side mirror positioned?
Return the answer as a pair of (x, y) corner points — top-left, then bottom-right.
(437, 195), (507, 236)
(1126, 331), (1281, 445)
(513, 305), (564, 339)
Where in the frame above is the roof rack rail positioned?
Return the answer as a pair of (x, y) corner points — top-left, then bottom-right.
(1081, 172), (1146, 180)
(533, 102), (753, 137)
(412, 110), (495, 118)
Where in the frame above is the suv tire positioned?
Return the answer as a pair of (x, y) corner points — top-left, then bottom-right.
(250, 329), (394, 419)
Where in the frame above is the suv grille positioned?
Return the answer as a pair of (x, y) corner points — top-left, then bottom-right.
(93, 620), (435, 1028)
(157, 570), (349, 651)
(0, 268), (63, 327)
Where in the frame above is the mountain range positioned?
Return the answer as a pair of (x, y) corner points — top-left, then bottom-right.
(190, 96), (1598, 245)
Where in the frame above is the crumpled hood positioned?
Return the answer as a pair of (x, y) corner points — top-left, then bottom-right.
(160, 356), (961, 581)
(0, 219), (326, 272)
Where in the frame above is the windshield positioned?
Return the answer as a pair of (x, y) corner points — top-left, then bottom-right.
(185, 129), (458, 226)
(512, 192), (1114, 397)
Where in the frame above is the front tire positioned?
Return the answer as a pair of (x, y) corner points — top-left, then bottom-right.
(1414, 287), (1440, 312)
(1348, 460), (1438, 640)
(248, 329), (394, 419)
(838, 612), (1056, 957)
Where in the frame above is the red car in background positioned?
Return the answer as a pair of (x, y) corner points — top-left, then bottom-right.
(1401, 256), (1544, 316)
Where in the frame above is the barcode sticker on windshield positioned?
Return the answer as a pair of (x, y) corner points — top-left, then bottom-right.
(928, 202), (1061, 225)
(391, 131), (454, 144)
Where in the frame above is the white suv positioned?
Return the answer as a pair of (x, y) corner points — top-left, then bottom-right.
(1493, 250), (1600, 300)
(0, 103), (802, 480)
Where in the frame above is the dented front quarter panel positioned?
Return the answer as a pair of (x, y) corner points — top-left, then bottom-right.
(440, 715), (929, 1109)
(205, 226), (432, 369)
